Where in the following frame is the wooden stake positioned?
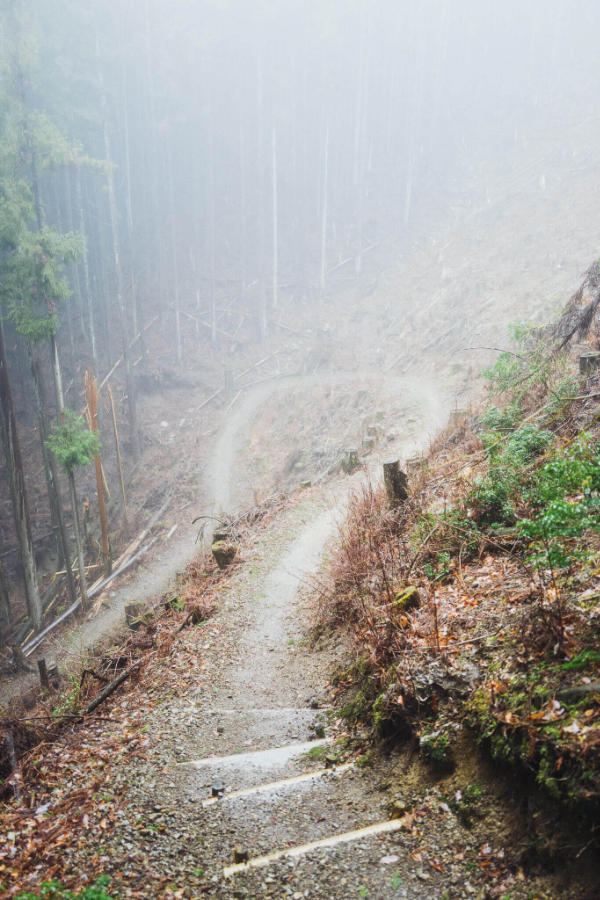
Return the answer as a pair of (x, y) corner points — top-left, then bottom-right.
(37, 657), (49, 689)
(108, 385), (129, 537)
(85, 369), (111, 576)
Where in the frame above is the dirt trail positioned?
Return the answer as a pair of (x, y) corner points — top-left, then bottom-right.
(100, 364), (570, 899)
(101, 376), (473, 898)
(2, 370), (444, 701)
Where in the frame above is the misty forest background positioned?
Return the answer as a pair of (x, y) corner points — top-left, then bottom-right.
(1, 0), (600, 642)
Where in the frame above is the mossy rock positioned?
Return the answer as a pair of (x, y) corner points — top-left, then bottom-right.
(420, 731), (455, 772)
(393, 585), (420, 612)
(212, 540), (237, 569)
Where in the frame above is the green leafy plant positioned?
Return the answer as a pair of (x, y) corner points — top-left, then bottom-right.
(390, 872), (404, 890)
(424, 550), (452, 583)
(518, 435), (600, 571)
(482, 352), (524, 396)
(52, 673), (81, 718)
(470, 424), (553, 526)
(46, 410), (100, 474)
(420, 730), (453, 770)
(15, 875), (115, 899)
(560, 649), (600, 671)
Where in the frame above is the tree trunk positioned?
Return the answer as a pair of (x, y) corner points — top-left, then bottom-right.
(0, 322), (42, 631)
(98, 45), (140, 459)
(272, 126), (278, 310)
(75, 165), (98, 374)
(168, 137), (183, 364)
(320, 126), (329, 295)
(85, 369), (111, 575)
(0, 560), (11, 627)
(29, 350), (77, 608)
(67, 469), (89, 609)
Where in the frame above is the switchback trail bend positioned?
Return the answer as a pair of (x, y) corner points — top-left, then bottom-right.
(108, 373), (453, 898)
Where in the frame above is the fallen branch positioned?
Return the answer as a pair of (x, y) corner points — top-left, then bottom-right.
(79, 668), (110, 688)
(196, 386), (223, 412)
(84, 659), (142, 715)
(22, 536), (158, 657)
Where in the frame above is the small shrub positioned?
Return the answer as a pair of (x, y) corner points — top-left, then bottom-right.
(15, 875), (114, 899)
(518, 435), (600, 571)
(46, 410), (100, 474)
(420, 730), (454, 771)
(481, 401), (523, 433)
(470, 424), (553, 526)
(52, 673), (81, 718)
(482, 352), (524, 396)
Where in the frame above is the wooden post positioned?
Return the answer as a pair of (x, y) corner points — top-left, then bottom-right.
(37, 657), (49, 689)
(383, 459), (408, 508)
(85, 369), (111, 576)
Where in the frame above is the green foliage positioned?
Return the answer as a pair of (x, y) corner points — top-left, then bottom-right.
(15, 875), (114, 899)
(52, 673), (81, 718)
(46, 410), (100, 474)
(471, 424), (553, 526)
(420, 730), (453, 770)
(445, 782), (484, 825)
(390, 872), (404, 890)
(560, 649), (600, 671)
(480, 401), (523, 433)
(482, 328), (556, 403)
(0, 17), (86, 340)
(482, 352), (524, 396)
(424, 551), (451, 583)
(0, 226), (84, 341)
(168, 595), (185, 612)
(517, 435), (600, 570)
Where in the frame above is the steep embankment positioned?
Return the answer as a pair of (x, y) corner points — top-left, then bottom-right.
(318, 265), (600, 896)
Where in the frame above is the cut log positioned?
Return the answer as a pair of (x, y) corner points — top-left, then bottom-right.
(383, 460), (408, 508)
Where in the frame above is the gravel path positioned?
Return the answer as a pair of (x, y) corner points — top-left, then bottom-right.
(22, 370), (572, 899)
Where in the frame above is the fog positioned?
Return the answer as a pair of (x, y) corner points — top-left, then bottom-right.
(1, 0), (600, 635)
(15, 0), (600, 352)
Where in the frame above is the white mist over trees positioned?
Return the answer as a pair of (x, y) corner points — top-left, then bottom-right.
(0, 0), (599, 637)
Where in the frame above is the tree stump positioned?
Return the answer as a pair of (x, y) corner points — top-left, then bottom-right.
(341, 448), (360, 474)
(579, 351), (600, 375)
(383, 460), (408, 508)
(212, 541), (237, 569)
